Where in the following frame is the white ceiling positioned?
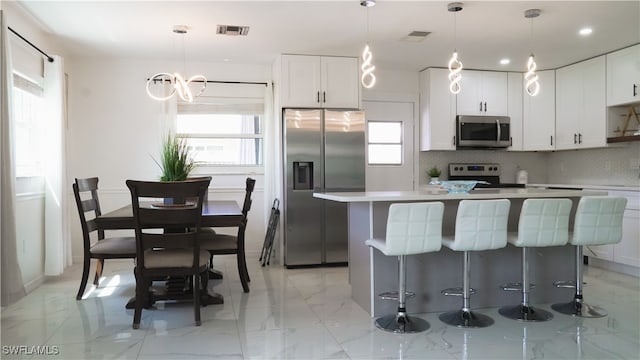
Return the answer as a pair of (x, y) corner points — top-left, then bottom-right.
(13, 0), (640, 72)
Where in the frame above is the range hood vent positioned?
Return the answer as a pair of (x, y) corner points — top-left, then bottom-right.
(216, 25), (250, 36)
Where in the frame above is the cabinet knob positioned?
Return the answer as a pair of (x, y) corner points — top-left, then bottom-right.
(634, 84), (638, 97)
(574, 133), (577, 144)
(579, 133), (582, 144)
(317, 91), (320, 103)
(479, 102), (483, 112)
(484, 102), (487, 112)
(323, 91), (326, 103)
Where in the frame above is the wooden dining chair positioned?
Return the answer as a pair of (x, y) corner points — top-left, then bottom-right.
(126, 177), (211, 329)
(200, 177), (255, 293)
(73, 177), (136, 300)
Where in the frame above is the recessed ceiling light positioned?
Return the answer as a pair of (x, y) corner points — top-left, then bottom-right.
(579, 27), (593, 36)
(500, 58), (510, 65)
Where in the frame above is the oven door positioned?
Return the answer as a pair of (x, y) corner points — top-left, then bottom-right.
(456, 115), (510, 148)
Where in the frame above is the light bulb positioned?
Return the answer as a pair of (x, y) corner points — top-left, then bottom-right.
(525, 55), (540, 96)
(448, 51), (463, 94)
(361, 44), (376, 89)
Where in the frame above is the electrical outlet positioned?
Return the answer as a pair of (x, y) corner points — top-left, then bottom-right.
(630, 158), (640, 170)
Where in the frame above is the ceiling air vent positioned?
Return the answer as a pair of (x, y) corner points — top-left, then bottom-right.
(216, 25), (250, 36)
(402, 31), (431, 42)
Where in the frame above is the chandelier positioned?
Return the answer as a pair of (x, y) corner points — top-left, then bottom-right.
(360, 0), (376, 89)
(146, 25), (207, 103)
(524, 9), (541, 96)
(447, 2), (464, 94)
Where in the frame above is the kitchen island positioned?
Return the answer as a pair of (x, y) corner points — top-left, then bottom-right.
(313, 188), (607, 317)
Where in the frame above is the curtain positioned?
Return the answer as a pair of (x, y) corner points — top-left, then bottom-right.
(43, 55), (70, 275)
(0, 9), (26, 306)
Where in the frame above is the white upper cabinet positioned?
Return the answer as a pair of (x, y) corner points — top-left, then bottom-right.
(507, 72), (523, 151)
(556, 56), (606, 150)
(457, 70), (508, 116)
(523, 70), (556, 151)
(419, 68), (457, 150)
(607, 44), (640, 106)
(281, 55), (360, 108)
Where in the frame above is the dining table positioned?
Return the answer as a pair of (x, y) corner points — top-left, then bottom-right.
(95, 200), (243, 308)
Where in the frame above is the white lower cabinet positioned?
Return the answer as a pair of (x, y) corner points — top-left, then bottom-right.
(589, 190), (640, 268)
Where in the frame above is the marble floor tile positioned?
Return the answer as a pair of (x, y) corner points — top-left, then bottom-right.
(1, 259), (639, 359)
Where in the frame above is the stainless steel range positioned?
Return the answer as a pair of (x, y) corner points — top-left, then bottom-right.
(448, 163), (525, 188)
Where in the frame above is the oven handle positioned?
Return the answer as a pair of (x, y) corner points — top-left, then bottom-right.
(496, 119), (501, 143)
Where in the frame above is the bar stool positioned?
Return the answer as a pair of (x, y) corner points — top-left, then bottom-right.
(365, 202), (444, 333)
(499, 198), (572, 322)
(439, 199), (510, 328)
(551, 196), (627, 318)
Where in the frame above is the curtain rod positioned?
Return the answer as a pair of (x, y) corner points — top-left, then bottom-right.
(8, 27), (54, 63)
(148, 78), (268, 87)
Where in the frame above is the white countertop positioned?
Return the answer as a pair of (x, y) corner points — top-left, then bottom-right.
(528, 184), (640, 192)
(313, 188), (607, 203)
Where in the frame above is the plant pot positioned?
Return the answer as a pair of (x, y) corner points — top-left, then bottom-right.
(428, 177), (441, 185)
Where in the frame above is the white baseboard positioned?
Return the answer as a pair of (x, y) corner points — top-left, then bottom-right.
(589, 257), (640, 278)
(23, 275), (45, 294)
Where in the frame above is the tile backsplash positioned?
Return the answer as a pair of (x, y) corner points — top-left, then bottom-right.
(419, 142), (640, 187)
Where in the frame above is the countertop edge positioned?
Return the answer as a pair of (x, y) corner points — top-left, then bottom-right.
(313, 189), (607, 202)
(528, 184), (640, 192)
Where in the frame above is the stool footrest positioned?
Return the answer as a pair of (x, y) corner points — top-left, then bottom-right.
(553, 280), (585, 289)
(500, 282), (536, 291)
(378, 291), (415, 301)
(441, 287), (477, 297)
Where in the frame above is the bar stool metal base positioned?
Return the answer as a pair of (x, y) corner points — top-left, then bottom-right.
(551, 299), (607, 318)
(374, 313), (430, 333)
(499, 304), (553, 322)
(439, 309), (494, 328)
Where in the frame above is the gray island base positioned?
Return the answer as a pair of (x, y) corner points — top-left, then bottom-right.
(314, 188), (607, 317)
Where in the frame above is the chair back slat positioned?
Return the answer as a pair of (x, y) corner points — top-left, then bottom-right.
(73, 177), (105, 248)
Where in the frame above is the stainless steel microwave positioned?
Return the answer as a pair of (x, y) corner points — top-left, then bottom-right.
(456, 115), (511, 148)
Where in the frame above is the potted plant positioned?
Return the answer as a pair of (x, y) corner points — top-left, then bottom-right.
(156, 133), (196, 181)
(155, 133), (196, 204)
(427, 166), (441, 185)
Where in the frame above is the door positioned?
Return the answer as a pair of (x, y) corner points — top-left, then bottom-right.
(321, 57), (360, 108)
(324, 110), (365, 263)
(281, 55), (321, 107)
(364, 101), (415, 191)
(283, 109), (323, 266)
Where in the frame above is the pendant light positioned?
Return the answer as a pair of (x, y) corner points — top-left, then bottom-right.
(360, 0), (376, 89)
(524, 9), (541, 96)
(146, 25), (207, 103)
(447, 2), (464, 94)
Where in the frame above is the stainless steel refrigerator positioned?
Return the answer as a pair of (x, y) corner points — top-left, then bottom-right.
(283, 109), (365, 267)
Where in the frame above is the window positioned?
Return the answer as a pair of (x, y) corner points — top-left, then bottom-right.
(367, 121), (402, 165)
(13, 73), (45, 177)
(176, 112), (263, 166)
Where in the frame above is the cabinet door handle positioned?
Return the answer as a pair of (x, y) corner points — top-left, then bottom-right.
(453, 136), (456, 146)
(484, 102), (487, 112)
(634, 84), (638, 97)
(510, 137), (513, 146)
(579, 133), (582, 144)
(479, 102), (483, 112)
(550, 135), (553, 146)
(323, 91), (326, 103)
(574, 133), (577, 144)
(317, 91), (320, 103)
